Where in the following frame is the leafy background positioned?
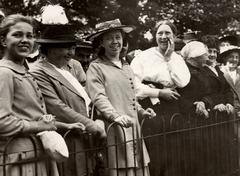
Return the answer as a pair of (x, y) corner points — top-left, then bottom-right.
(1, 0), (240, 51)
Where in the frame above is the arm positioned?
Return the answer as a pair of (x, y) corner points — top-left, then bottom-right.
(30, 69), (100, 134)
(0, 69), (55, 136)
(131, 56), (160, 99)
(86, 64), (121, 122)
(167, 54), (190, 88)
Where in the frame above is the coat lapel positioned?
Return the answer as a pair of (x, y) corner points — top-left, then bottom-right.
(37, 59), (83, 97)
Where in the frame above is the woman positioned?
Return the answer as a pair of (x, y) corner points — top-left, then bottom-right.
(0, 14), (56, 176)
(130, 20), (190, 176)
(179, 41), (236, 176)
(219, 45), (240, 112)
(0, 14), (84, 176)
(86, 19), (155, 176)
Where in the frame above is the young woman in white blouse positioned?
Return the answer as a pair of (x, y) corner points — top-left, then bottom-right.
(130, 20), (190, 176)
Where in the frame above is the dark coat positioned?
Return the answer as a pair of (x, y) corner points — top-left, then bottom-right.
(202, 65), (233, 107)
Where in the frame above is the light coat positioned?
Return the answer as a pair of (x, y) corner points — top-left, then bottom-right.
(86, 57), (150, 168)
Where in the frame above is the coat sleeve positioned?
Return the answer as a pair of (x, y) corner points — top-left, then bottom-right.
(86, 63), (121, 122)
(30, 68), (99, 134)
(0, 68), (39, 136)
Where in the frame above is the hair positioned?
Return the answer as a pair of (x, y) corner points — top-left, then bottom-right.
(201, 35), (219, 50)
(92, 29), (126, 58)
(0, 14), (35, 37)
(153, 20), (177, 37)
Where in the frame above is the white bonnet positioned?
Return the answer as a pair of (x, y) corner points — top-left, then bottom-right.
(181, 41), (208, 59)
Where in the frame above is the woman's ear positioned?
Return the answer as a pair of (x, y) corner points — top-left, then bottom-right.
(0, 36), (6, 47)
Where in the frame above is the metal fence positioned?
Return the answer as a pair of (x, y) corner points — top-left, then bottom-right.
(0, 111), (239, 176)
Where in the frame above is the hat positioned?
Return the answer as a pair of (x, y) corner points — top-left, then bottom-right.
(86, 19), (135, 41)
(181, 41), (208, 59)
(218, 35), (238, 46)
(36, 24), (76, 44)
(183, 31), (201, 43)
(36, 5), (76, 45)
(218, 45), (240, 63)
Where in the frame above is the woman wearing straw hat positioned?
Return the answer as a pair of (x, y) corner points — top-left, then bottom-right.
(86, 19), (155, 176)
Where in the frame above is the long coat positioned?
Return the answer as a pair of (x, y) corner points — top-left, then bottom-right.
(29, 59), (98, 176)
(0, 59), (48, 176)
(221, 66), (240, 111)
(86, 57), (150, 169)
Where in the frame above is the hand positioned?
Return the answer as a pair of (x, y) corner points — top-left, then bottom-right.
(68, 122), (86, 131)
(114, 115), (133, 128)
(193, 101), (209, 118)
(164, 38), (175, 59)
(226, 103), (234, 114)
(37, 120), (57, 131)
(159, 88), (180, 101)
(213, 104), (227, 112)
(142, 108), (156, 119)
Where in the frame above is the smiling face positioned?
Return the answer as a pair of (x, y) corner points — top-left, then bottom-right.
(156, 24), (174, 52)
(3, 22), (34, 61)
(225, 51), (240, 70)
(101, 30), (123, 58)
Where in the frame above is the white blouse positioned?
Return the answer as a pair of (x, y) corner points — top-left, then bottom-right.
(131, 47), (190, 99)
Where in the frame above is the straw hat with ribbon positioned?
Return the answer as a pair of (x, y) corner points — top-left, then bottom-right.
(86, 19), (135, 41)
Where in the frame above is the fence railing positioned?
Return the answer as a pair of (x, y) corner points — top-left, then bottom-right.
(0, 111), (239, 176)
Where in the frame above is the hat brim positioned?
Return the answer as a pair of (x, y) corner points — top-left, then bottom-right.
(218, 48), (240, 63)
(86, 25), (135, 41)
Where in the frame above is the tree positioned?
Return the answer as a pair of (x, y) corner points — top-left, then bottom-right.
(1, 0), (240, 50)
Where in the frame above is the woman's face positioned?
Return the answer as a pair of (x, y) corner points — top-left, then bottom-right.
(193, 53), (209, 67)
(206, 48), (218, 65)
(48, 45), (76, 66)
(156, 24), (174, 51)
(3, 22), (34, 60)
(225, 51), (240, 70)
(101, 30), (123, 57)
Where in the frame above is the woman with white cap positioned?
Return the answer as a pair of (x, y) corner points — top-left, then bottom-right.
(86, 19), (155, 176)
(179, 41), (235, 176)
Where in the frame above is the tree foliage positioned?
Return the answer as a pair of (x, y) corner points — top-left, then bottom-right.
(1, 0), (240, 50)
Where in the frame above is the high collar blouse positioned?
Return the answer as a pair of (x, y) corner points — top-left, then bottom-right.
(130, 47), (190, 99)
(0, 59), (46, 136)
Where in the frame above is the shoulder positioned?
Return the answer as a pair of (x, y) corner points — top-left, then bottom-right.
(170, 52), (185, 61)
(68, 59), (83, 68)
(0, 66), (14, 79)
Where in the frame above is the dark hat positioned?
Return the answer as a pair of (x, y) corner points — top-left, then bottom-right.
(86, 19), (135, 41)
(183, 31), (201, 43)
(36, 24), (76, 44)
(218, 45), (240, 63)
(218, 35), (238, 46)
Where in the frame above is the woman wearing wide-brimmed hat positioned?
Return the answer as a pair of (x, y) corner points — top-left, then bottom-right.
(86, 19), (155, 176)
(219, 45), (240, 112)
